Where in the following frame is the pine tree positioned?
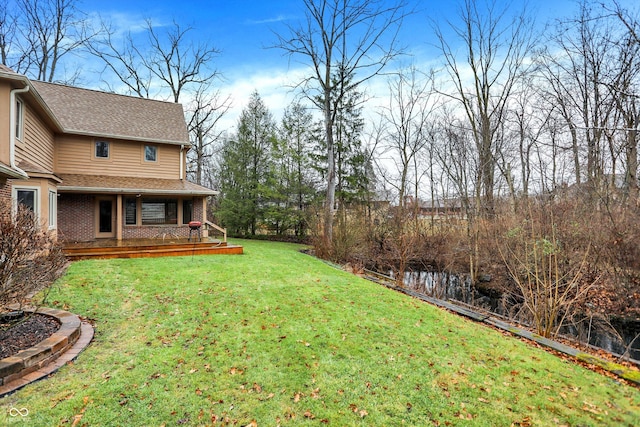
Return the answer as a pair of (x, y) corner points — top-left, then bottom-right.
(216, 91), (275, 236)
(269, 102), (320, 236)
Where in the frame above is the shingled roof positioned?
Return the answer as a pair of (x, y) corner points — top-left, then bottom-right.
(57, 174), (217, 196)
(31, 81), (190, 146)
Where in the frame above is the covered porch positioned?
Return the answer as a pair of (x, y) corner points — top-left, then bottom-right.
(55, 174), (242, 258)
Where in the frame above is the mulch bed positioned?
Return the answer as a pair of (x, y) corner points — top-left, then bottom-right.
(0, 313), (60, 359)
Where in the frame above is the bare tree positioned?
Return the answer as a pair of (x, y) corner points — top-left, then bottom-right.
(274, 0), (409, 246)
(88, 19), (220, 103)
(495, 77), (552, 207)
(186, 83), (232, 186)
(607, 2), (640, 201)
(611, 0), (640, 44)
(0, 0), (17, 66)
(85, 22), (153, 98)
(538, 1), (622, 193)
(1, 0), (94, 83)
(434, 0), (535, 216)
(608, 33), (640, 202)
(378, 67), (437, 211)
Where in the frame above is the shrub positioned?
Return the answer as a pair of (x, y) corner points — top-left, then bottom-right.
(495, 200), (596, 338)
(0, 198), (67, 321)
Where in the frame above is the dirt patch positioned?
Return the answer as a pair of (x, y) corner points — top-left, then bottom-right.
(0, 313), (60, 359)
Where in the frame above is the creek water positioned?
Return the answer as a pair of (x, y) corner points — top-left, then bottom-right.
(397, 270), (640, 361)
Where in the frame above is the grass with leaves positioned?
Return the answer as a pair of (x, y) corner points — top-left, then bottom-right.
(1, 239), (639, 426)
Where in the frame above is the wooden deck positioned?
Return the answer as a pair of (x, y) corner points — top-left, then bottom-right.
(63, 238), (243, 260)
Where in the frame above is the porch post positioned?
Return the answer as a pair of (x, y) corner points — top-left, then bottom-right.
(116, 194), (123, 241)
(201, 197), (208, 238)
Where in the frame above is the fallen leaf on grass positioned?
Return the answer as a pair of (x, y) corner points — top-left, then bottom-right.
(71, 397), (90, 427)
(582, 402), (602, 414)
(510, 416), (532, 427)
(229, 367), (244, 375)
(258, 393), (275, 401)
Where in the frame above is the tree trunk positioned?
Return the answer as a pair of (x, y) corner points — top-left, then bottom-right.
(324, 101), (336, 244)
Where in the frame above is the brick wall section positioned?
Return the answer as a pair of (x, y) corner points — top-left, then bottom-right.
(57, 194), (94, 242)
(122, 197), (205, 240)
(57, 195), (207, 242)
(194, 197), (203, 222)
(123, 225), (191, 239)
(0, 179), (11, 202)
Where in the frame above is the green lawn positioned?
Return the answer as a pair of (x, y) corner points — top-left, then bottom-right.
(2, 239), (639, 426)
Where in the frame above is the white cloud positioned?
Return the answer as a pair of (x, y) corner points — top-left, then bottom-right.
(245, 15), (296, 25)
(216, 65), (310, 132)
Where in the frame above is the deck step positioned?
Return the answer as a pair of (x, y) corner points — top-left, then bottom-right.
(64, 242), (243, 260)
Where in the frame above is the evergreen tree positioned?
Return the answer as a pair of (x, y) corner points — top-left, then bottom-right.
(216, 91), (275, 236)
(268, 102), (320, 236)
(312, 70), (375, 211)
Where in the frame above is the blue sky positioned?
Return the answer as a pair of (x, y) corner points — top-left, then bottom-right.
(78, 0), (639, 129)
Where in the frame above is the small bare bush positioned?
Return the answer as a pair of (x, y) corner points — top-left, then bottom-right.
(0, 198), (67, 320)
(497, 201), (596, 338)
(311, 205), (370, 264)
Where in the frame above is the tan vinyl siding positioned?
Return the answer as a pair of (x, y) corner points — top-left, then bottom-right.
(0, 83), (10, 165)
(55, 135), (181, 179)
(15, 101), (55, 172)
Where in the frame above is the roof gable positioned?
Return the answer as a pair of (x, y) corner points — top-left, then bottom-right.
(31, 81), (190, 145)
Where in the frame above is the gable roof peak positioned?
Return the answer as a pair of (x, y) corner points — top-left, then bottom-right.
(31, 80), (190, 146)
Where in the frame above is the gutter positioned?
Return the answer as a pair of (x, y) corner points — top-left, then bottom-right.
(56, 186), (218, 196)
(62, 129), (191, 147)
(9, 85), (30, 179)
(0, 162), (27, 179)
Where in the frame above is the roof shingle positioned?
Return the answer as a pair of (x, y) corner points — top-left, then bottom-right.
(57, 174), (217, 196)
(31, 81), (190, 145)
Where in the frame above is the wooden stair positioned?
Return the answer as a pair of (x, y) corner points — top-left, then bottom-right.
(64, 240), (243, 260)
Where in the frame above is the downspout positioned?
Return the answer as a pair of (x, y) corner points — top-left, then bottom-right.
(10, 85), (29, 177)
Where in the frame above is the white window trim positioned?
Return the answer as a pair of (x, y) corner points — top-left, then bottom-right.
(12, 185), (40, 222)
(15, 98), (24, 141)
(48, 190), (57, 230)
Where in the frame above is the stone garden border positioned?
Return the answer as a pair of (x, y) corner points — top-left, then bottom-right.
(0, 308), (94, 397)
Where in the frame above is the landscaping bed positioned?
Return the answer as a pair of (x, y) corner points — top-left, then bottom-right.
(0, 313), (60, 359)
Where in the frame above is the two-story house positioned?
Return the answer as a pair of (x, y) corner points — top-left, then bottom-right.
(0, 65), (219, 244)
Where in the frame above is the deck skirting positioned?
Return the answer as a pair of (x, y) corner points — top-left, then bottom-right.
(63, 240), (243, 260)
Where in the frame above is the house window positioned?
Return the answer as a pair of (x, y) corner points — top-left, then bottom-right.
(17, 189), (36, 212)
(13, 187), (39, 223)
(15, 99), (24, 140)
(125, 198), (137, 225)
(48, 190), (57, 229)
(182, 199), (193, 224)
(141, 198), (177, 225)
(144, 145), (157, 162)
(95, 141), (109, 158)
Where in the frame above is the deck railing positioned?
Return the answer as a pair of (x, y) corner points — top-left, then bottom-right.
(204, 220), (227, 243)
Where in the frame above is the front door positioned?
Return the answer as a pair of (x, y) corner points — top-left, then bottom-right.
(96, 197), (116, 238)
